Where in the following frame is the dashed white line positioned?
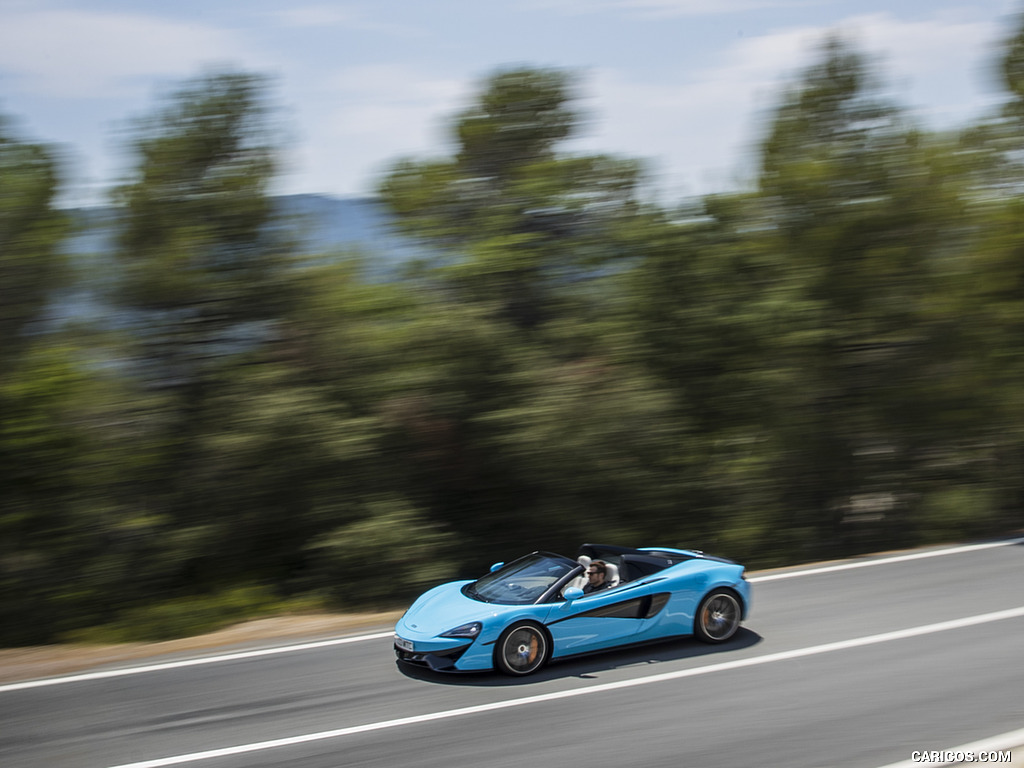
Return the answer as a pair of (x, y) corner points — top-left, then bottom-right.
(106, 605), (1024, 768)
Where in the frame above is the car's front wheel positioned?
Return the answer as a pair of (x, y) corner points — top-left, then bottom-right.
(694, 589), (741, 643)
(495, 622), (550, 676)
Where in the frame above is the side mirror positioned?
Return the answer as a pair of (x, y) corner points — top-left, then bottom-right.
(563, 586), (584, 602)
(489, 561), (505, 573)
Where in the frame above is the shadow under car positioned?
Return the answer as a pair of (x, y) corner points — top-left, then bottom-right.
(395, 627), (763, 686)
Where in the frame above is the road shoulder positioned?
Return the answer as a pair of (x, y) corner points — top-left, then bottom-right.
(0, 611), (402, 685)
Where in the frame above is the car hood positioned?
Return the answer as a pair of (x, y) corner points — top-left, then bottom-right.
(397, 580), (504, 639)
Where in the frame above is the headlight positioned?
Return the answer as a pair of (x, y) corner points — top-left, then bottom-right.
(440, 622), (482, 639)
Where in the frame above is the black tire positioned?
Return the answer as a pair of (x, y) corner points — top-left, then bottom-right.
(694, 589), (741, 644)
(494, 622), (550, 676)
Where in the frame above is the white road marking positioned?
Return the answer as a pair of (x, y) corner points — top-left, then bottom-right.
(748, 538), (1024, 583)
(107, 605), (1024, 768)
(5, 536), (1020, 693)
(0, 632), (394, 694)
(875, 725), (1024, 767)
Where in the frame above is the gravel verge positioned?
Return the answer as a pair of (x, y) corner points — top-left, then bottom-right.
(0, 610), (403, 685)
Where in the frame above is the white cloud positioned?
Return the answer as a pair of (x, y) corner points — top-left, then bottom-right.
(269, 3), (421, 35)
(574, 11), (1005, 196)
(0, 9), (258, 99)
(273, 5), (363, 28)
(1, 1), (1010, 204)
(266, 3), (427, 42)
(520, 0), (819, 18)
(826, 12), (1005, 122)
(280, 64), (471, 196)
(286, 10), (1008, 198)
(325, 64), (466, 102)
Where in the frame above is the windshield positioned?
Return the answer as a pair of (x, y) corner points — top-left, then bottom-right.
(464, 552), (578, 605)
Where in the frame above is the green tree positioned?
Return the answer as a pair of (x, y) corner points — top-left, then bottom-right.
(755, 37), (985, 552)
(380, 67), (644, 329)
(0, 115), (67, 368)
(619, 194), (797, 560)
(0, 118), (84, 644)
(938, 13), (1024, 536)
(112, 70), (292, 382)
(1000, 12), (1024, 119)
(0, 339), (152, 645)
(108, 70), (300, 586)
(179, 261), (414, 589)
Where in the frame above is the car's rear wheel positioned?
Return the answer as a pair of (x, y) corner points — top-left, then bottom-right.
(495, 622), (549, 676)
(694, 589), (741, 643)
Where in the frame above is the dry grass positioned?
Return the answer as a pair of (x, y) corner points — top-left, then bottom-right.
(0, 610), (403, 685)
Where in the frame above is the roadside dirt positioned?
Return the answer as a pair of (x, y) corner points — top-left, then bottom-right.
(0, 610), (403, 685)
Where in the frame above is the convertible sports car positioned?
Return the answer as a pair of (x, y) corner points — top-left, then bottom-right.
(394, 543), (751, 676)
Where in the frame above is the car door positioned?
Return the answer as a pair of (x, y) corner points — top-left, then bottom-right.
(633, 568), (705, 642)
(543, 581), (654, 656)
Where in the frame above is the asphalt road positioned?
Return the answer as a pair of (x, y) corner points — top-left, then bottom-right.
(2, 539), (1022, 768)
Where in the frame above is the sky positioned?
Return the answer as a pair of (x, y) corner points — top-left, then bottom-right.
(1, 0), (1022, 206)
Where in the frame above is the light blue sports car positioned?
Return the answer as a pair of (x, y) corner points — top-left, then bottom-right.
(394, 543), (751, 676)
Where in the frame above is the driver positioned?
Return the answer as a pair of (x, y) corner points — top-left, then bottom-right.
(583, 560), (611, 593)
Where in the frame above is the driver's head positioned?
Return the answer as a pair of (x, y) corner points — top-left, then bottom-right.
(587, 560), (607, 585)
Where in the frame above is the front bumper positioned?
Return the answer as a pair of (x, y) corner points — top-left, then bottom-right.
(393, 624), (501, 672)
(394, 642), (472, 671)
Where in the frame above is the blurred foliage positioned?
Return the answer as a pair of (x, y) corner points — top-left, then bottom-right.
(62, 585), (322, 644)
(306, 498), (456, 605)
(4, 28), (1024, 646)
(379, 67), (644, 329)
(0, 117), (67, 368)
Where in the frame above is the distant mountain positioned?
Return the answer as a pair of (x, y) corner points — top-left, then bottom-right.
(52, 195), (431, 324)
(64, 194), (425, 265)
(275, 194), (429, 271)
